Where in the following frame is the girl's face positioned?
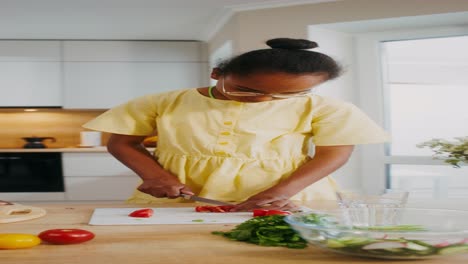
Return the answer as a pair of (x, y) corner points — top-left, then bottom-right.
(213, 71), (328, 102)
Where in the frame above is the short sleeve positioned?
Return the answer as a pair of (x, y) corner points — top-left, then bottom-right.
(311, 97), (391, 146)
(82, 94), (159, 136)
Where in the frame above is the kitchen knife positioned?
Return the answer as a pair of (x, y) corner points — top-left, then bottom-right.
(180, 194), (233, 206)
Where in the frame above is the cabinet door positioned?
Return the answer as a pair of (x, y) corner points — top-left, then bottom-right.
(62, 40), (209, 109)
(62, 153), (141, 201)
(0, 41), (62, 107)
(62, 153), (135, 177)
(63, 62), (208, 109)
(65, 176), (139, 201)
(63, 41), (206, 62)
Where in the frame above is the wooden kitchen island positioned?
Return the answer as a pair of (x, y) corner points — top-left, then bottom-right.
(1, 202), (467, 264)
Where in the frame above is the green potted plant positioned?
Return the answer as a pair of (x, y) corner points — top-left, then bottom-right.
(417, 137), (468, 168)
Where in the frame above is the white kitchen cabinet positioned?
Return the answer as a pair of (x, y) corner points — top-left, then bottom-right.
(62, 41), (206, 62)
(62, 153), (140, 201)
(0, 41), (62, 107)
(63, 62), (207, 109)
(62, 41), (209, 109)
(0, 40), (61, 61)
(64, 177), (139, 201)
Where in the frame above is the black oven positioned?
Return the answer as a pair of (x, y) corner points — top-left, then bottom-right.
(0, 152), (64, 192)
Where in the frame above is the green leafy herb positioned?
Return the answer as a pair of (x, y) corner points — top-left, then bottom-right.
(212, 215), (307, 249)
(191, 219), (204, 222)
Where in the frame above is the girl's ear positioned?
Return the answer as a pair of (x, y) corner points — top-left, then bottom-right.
(210, 68), (221, 80)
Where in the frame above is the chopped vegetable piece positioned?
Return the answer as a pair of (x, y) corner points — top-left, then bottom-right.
(128, 208), (154, 218)
(253, 209), (269, 217)
(298, 213), (338, 226)
(253, 209), (290, 217)
(362, 242), (406, 250)
(264, 210), (291, 216)
(195, 205), (235, 213)
(438, 245), (468, 255)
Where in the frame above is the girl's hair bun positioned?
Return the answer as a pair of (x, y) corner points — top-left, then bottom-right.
(266, 38), (318, 50)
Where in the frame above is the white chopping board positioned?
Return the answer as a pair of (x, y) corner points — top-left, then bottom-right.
(89, 207), (253, 225)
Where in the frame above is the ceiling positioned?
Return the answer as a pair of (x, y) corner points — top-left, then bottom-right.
(0, 0), (337, 41)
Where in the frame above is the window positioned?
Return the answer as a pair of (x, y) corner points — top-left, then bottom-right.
(381, 36), (468, 198)
(355, 27), (468, 198)
(308, 14), (468, 197)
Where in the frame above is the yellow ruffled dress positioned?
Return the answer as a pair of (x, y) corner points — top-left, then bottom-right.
(83, 89), (390, 204)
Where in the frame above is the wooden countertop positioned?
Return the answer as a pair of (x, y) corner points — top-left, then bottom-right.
(1, 202), (467, 264)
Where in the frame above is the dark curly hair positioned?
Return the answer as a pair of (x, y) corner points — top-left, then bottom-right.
(216, 38), (342, 80)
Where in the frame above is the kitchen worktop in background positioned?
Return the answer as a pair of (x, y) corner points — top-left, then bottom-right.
(0, 147), (156, 153)
(0, 107), (155, 203)
(0, 147), (109, 153)
(0, 108), (108, 149)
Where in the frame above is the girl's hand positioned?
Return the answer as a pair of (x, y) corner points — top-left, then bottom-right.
(137, 176), (194, 199)
(230, 191), (299, 212)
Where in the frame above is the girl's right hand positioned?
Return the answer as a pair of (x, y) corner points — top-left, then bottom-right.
(137, 177), (194, 199)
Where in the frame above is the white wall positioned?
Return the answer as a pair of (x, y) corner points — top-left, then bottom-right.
(209, 0), (468, 54)
(208, 40), (233, 86)
(308, 26), (361, 189)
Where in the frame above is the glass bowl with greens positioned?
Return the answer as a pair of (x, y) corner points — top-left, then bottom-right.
(284, 208), (468, 259)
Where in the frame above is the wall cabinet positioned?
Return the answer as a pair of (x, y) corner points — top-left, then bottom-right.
(0, 41), (62, 107)
(62, 153), (140, 201)
(62, 41), (209, 109)
(63, 62), (207, 109)
(0, 40), (209, 109)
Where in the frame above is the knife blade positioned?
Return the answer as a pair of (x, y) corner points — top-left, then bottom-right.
(180, 194), (233, 206)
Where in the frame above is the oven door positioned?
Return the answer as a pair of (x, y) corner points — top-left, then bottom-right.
(0, 152), (64, 192)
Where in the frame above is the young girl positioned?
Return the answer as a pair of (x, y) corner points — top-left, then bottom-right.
(83, 38), (389, 211)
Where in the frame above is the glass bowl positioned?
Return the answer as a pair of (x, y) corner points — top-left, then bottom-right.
(285, 208), (468, 259)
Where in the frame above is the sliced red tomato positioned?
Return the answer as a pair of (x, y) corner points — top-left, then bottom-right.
(195, 206), (212, 212)
(195, 205), (235, 213)
(217, 205), (235, 212)
(264, 210), (291, 216)
(253, 209), (269, 217)
(128, 208), (154, 218)
(38, 229), (95, 245)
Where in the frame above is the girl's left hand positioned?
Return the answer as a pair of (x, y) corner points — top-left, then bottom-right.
(230, 192), (299, 212)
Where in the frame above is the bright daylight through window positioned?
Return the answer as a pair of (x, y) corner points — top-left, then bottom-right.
(382, 35), (468, 198)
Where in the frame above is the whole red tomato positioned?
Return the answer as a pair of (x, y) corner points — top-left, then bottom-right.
(38, 229), (95, 245)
